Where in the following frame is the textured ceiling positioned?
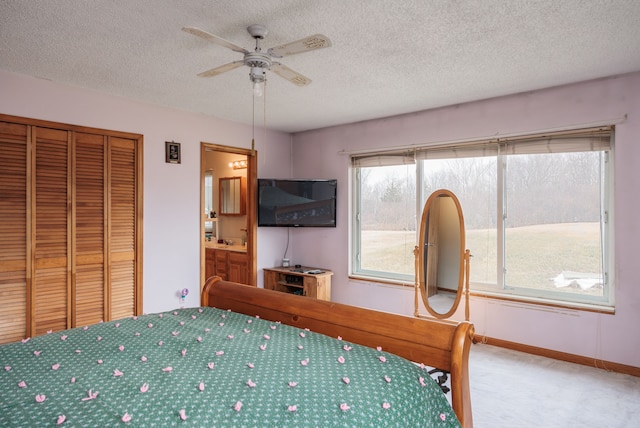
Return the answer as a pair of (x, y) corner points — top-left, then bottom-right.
(1, 0), (640, 133)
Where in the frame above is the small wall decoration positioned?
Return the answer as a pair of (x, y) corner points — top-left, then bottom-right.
(165, 141), (181, 164)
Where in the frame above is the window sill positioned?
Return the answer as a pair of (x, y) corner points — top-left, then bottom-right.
(348, 274), (615, 314)
(348, 274), (415, 288)
(469, 290), (615, 315)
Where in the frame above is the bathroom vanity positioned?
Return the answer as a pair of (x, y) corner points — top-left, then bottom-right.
(205, 244), (248, 285)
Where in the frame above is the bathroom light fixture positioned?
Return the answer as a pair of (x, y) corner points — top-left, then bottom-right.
(229, 159), (248, 169)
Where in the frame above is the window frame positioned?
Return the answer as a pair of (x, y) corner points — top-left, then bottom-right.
(351, 166), (419, 284)
(350, 127), (615, 308)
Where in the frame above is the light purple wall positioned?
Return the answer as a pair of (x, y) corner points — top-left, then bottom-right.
(0, 70), (292, 311)
(290, 72), (640, 368)
(2, 69), (638, 368)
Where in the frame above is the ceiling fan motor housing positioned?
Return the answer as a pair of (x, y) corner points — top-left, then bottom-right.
(245, 25), (271, 82)
(244, 52), (271, 69)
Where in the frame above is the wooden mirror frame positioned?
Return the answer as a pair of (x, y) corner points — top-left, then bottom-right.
(414, 189), (466, 319)
(219, 176), (246, 216)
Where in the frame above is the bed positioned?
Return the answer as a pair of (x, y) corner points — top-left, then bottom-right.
(0, 277), (474, 427)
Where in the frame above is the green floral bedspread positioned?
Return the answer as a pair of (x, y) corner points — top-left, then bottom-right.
(0, 307), (460, 427)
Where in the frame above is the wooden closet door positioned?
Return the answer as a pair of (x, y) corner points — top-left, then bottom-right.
(109, 136), (140, 320)
(0, 114), (142, 344)
(32, 127), (71, 335)
(0, 121), (29, 343)
(73, 132), (107, 326)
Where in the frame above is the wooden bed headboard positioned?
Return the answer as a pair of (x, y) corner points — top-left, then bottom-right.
(202, 276), (474, 428)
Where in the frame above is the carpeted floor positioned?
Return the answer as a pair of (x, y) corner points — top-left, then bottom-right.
(468, 344), (640, 428)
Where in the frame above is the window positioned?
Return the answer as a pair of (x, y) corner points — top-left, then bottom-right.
(351, 127), (613, 307)
(353, 164), (416, 281)
(204, 171), (213, 215)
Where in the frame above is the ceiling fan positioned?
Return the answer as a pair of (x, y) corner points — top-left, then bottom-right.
(182, 24), (331, 96)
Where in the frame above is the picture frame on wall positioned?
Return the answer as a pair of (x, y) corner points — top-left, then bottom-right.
(165, 141), (181, 164)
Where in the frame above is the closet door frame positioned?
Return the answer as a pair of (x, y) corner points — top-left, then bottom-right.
(0, 114), (143, 339)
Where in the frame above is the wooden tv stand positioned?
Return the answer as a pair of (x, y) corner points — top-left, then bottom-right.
(263, 266), (333, 301)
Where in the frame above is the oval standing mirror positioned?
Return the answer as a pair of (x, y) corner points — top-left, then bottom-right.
(414, 189), (468, 319)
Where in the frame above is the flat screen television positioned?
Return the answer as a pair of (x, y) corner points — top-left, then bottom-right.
(258, 179), (337, 227)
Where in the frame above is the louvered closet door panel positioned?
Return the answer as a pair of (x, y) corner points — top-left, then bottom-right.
(0, 121), (28, 343)
(74, 132), (106, 327)
(33, 127), (70, 335)
(109, 137), (137, 320)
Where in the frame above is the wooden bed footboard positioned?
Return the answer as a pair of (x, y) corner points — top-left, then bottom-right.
(201, 276), (474, 428)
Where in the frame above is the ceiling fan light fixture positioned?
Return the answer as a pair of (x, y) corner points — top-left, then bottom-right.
(253, 81), (264, 97)
(250, 67), (266, 97)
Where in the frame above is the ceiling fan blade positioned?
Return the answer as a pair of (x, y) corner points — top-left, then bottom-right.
(197, 61), (244, 78)
(268, 34), (331, 57)
(182, 26), (248, 54)
(271, 63), (312, 86)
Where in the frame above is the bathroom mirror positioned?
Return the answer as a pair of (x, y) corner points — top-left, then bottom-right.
(219, 176), (245, 216)
(414, 189), (470, 320)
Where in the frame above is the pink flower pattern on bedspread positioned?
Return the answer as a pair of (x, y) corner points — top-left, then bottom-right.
(0, 306), (460, 427)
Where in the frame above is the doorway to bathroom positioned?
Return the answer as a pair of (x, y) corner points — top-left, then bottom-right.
(200, 142), (257, 288)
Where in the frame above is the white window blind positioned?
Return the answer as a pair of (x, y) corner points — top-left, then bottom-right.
(351, 152), (415, 167)
(350, 126), (612, 166)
